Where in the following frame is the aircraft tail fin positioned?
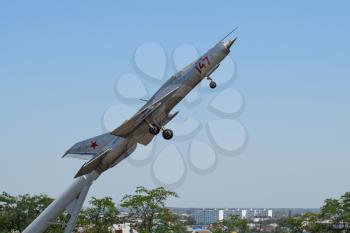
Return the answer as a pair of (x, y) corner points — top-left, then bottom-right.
(62, 133), (116, 160)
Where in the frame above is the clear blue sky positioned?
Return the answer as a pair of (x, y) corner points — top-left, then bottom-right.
(1, 1), (350, 208)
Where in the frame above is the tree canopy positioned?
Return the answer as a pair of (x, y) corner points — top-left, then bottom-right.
(0, 192), (63, 232)
(279, 192), (350, 233)
(79, 196), (120, 233)
(120, 186), (182, 233)
(209, 214), (249, 233)
(3, 189), (350, 233)
(0, 187), (185, 233)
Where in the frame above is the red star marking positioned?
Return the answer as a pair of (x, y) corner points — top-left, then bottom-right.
(90, 141), (98, 150)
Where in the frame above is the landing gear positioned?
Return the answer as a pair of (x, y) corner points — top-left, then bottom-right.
(149, 124), (160, 135)
(162, 129), (173, 140)
(207, 76), (217, 89)
(149, 123), (173, 140)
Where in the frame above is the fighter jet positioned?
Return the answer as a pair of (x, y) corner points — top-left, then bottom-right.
(63, 31), (237, 178)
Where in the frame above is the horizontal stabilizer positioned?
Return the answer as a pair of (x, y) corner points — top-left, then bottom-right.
(74, 149), (111, 178)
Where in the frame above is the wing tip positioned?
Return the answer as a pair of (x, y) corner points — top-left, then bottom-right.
(62, 151), (69, 158)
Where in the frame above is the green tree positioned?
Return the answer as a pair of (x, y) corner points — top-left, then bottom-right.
(209, 221), (226, 233)
(319, 192), (350, 232)
(0, 192), (63, 232)
(273, 226), (289, 233)
(279, 215), (305, 233)
(0, 192), (18, 232)
(278, 192), (350, 233)
(225, 214), (250, 233)
(209, 214), (250, 233)
(120, 186), (179, 233)
(154, 208), (186, 233)
(80, 196), (120, 233)
(182, 214), (196, 225)
(340, 192), (350, 230)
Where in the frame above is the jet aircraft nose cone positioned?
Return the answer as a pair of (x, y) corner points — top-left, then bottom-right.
(223, 38), (237, 50)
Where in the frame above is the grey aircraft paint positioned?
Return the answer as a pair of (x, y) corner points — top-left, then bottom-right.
(23, 33), (237, 233)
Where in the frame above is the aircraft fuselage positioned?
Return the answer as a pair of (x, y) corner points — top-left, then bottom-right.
(149, 40), (233, 126)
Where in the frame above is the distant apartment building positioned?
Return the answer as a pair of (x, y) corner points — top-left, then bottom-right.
(268, 209), (273, 218)
(252, 208), (273, 218)
(222, 208), (273, 220)
(170, 207), (274, 225)
(223, 208), (243, 219)
(192, 208), (220, 225)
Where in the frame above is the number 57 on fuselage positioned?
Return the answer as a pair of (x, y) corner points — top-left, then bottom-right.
(63, 33), (237, 178)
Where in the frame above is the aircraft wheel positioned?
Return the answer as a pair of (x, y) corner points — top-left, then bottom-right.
(149, 124), (160, 135)
(209, 81), (217, 89)
(162, 129), (173, 140)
